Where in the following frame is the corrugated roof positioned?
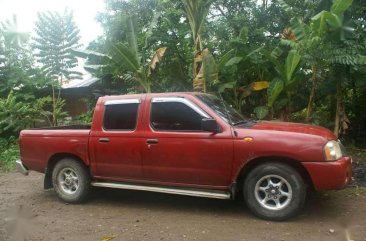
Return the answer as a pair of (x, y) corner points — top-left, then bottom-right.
(62, 74), (99, 89)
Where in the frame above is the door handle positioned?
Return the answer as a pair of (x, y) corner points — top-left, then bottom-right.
(146, 139), (159, 144)
(99, 138), (110, 143)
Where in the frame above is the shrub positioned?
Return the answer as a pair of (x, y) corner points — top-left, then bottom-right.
(0, 138), (19, 172)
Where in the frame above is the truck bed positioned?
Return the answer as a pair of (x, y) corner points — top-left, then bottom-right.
(20, 126), (91, 173)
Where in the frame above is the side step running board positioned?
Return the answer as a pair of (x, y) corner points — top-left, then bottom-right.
(91, 181), (231, 200)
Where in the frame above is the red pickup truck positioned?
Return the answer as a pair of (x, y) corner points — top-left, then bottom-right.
(16, 92), (352, 220)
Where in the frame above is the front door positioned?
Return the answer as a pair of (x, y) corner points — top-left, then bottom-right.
(141, 96), (233, 187)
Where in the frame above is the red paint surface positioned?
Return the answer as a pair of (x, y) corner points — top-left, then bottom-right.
(19, 92), (352, 191)
(302, 156), (352, 190)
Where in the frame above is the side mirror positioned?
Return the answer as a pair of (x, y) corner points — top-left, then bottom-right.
(201, 118), (220, 133)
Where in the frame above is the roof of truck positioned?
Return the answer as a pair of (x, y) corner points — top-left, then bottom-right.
(100, 92), (213, 101)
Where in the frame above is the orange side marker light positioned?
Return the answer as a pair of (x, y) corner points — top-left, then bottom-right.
(243, 137), (253, 142)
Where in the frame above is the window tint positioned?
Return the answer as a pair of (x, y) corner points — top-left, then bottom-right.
(103, 103), (139, 130)
(151, 102), (204, 131)
(195, 94), (245, 125)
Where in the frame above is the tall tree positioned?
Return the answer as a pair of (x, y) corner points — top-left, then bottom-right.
(94, 0), (193, 93)
(0, 15), (46, 98)
(75, 12), (167, 93)
(0, 16), (53, 139)
(33, 8), (82, 125)
(181, 0), (217, 93)
(1, 15), (29, 48)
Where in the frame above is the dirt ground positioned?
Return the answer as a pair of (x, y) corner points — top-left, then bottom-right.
(0, 172), (366, 241)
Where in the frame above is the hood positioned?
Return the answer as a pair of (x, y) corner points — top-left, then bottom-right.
(243, 121), (336, 140)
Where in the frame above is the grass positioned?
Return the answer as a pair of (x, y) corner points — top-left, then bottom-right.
(0, 142), (19, 172)
(342, 187), (366, 196)
(347, 146), (366, 165)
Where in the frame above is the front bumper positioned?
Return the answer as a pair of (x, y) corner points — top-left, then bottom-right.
(302, 156), (352, 191)
(16, 160), (29, 176)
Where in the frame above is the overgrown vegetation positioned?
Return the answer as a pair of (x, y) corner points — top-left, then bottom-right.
(0, 138), (19, 172)
(1, 0), (366, 171)
(86, 0), (366, 141)
(33, 9), (82, 126)
(348, 147), (366, 165)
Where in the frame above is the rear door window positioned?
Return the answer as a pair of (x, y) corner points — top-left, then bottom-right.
(103, 99), (140, 131)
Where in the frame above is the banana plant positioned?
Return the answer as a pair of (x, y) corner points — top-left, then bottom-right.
(181, 0), (217, 93)
(267, 49), (301, 120)
(217, 26), (270, 117)
(72, 16), (166, 93)
(311, 0), (353, 39)
(281, 0), (363, 134)
(73, 46), (166, 93)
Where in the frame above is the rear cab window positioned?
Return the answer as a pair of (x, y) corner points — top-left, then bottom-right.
(103, 99), (140, 131)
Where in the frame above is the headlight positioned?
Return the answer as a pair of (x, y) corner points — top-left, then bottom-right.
(323, 140), (343, 161)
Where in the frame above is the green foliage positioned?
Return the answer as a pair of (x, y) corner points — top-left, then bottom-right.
(225, 57), (243, 67)
(331, 0), (353, 15)
(76, 8), (163, 93)
(254, 106), (269, 120)
(0, 16), (48, 99)
(181, 0), (217, 92)
(0, 91), (66, 138)
(0, 91), (35, 135)
(348, 147), (366, 165)
(285, 50), (301, 83)
(202, 48), (219, 89)
(73, 29), (167, 93)
(216, 24), (273, 115)
(0, 0), (366, 146)
(33, 9), (82, 81)
(72, 109), (94, 125)
(181, 0), (213, 44)
(0, 138), (19, 172)
(267, 50), (301, 112)
(1, 15), (29, 47)
(33, 9), (80, 125)
(268, 78), (284, 108)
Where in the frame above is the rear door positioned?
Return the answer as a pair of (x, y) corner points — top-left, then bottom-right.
(141, 96), (234, 187)
(90, 98), (145, 180)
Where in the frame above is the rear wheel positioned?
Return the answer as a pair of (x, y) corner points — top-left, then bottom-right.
(52, 158), (91, 203)
(243, 162), (306, 221)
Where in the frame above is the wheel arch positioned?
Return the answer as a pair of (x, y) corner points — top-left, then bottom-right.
(44, 153), (89, 189)
(234, 156), (314, 195)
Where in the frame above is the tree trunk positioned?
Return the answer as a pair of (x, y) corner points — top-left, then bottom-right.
(333, 80), (350, 137)
(51, 84), (57, 126)
(262, 0), (268, 9)
(306, 65), (317, 122)
(333, 70), (350, 137)
(280, 107), (290, 122)
(333, 82), (341, 137)
(287, 91), (292, 120)
(192, 35), (205, 92)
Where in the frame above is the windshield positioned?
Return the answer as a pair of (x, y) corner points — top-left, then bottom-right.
(195, 94), (249, 125)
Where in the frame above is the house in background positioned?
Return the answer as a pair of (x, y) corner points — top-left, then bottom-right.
(61, 74), (100, 118)
(60, 72), (132, 119)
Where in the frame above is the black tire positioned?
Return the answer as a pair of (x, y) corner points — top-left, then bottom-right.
(52, 158), (91, 203)
(243, 162), (306, 221)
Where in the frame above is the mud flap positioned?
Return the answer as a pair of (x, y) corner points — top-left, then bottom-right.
(44, 169), (53, 190)
(230, 182), (237, 200)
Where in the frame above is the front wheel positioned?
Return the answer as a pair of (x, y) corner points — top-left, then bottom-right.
(52, 158), (91, 203)
(243, 162), (306, 221)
